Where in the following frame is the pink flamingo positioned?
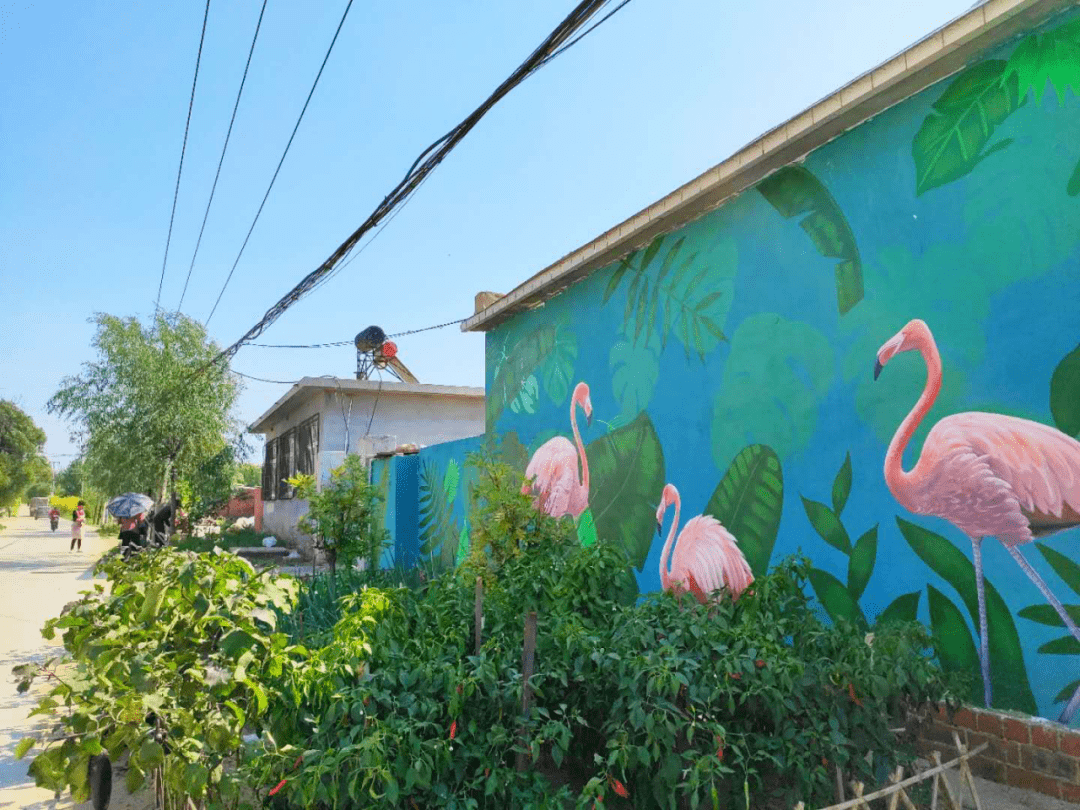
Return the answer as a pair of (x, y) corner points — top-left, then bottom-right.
(876, 319), (1080, 722)
(656, 483), (754, 603)
(522, 381), (592, 520)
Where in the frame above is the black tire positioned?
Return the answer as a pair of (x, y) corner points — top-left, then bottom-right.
(88, 753), (112, 810)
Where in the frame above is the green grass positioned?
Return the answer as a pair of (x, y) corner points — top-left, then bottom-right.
(172, 528), (274, 554)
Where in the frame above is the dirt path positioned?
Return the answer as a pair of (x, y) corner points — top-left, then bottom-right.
(0, 511), (150, 809)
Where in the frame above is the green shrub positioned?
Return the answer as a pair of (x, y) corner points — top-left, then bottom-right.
(14, 549), (304, 808)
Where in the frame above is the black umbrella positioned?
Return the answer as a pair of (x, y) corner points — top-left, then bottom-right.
(106, 493), (153, 518)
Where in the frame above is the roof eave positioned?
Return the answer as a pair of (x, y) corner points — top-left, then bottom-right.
(462, 0), (1070, 333)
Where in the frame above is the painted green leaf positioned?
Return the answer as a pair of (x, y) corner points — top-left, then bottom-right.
(609, 338), (660, 418)
(419, 460), (457, 565)
(802, 497), (851, 555)
(1018, 603), (1080, 627)
(540, 328), (578, 406)
(847, 526), (878, 600)
(443, 459), (460, 502)
(756, 166), (863, 314)
(1038, 636), (1080, 655)
(1069, 158), (1080, 196)
(577, 508), (598, 548)
(876, 591), (921, 626)
(1055, 679), (1080, 704)
(912, 60), (1020, 196)
(703, 444), (784, 578)
(602, 234), (734, 360)
(926, 585), (983, 704)
(487, 325), (556, 429)
(808, 568), (867, 629)
(832, 453), (852, 516)
(1036, 542), (1080, 598)
(585, 411), (665, 570)
(509, 374), (540, 415)
(456, 518), (470, 566)
(485, 431), (530, 476)
(1050, 346), (1080, 437)
(897, 517), (1036, 713)
(1003, 17), (1080, 107)
(711, 314), (834, 469)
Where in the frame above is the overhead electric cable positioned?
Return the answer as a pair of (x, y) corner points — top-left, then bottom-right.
(155, 0), (213, 312)
(208, 0), (631, 368)
(204, 0), (357, 327)
(177, 0), (270, 313)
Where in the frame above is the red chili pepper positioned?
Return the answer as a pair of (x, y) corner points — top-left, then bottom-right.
(755, 659), (766, 669)
(822, 756), (828, 767)
(456, 684), (463, 695)
(484, 768), (490, 777)
(450, 720), (457, 740)
(268, 778), (287, 797)
(728, 672), (742, 680)
(611, 778), (629, 798)
(363, 696), (370, 706)
(847, 683), (864, 707)
(293, 755), (303, 770)
(715, 733), (725, 761)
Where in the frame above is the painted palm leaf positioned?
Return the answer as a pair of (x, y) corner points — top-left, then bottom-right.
(756, 166), (863, 314)
(1004, 17), (1080, 106)
(703, 444), (783, 578)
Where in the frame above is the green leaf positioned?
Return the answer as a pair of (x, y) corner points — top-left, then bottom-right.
(1069, 157), (1080, 197)
(540, 328), (579, 407)
(847, 526), (878, 600)
(140, 740), (165, 768)
(876, 591), (921, 626)
(926, 585), (983, 704)
(487, 325), (556, 429)
(585, 411), (665, 570)
(184, 762), (209, 797)
(137, 583), (165, 623)
(576, 508), (597, 548)
(484, 430), (530, 475)
(443, 459), (460, 502)
(756, 166), (863, 314)
(808, 568), (867, 629)
(897, 517), (1036, 713)
(1018, 602), (1080, 628)
(703, 444), (784, 578)
(801, 498), (851, 554)
(126, 763), (145, 794)
(456, 518), (470, 565)
(219, 630), (257, 658)
(609, 338), (660, 419)
(1050, 346), (1080, 437)
(419, 460), (457, 564)
(508, 374), (539, 415)
(14, 737), (35, 759)
(1036, 542), (1080, 599)
(1055, 679), (1080, 704)
(912, 60), (1020, 196)
(1038, 636), (1080, 655)
(832, 453), (852, 516)
(1003, 17), (1080, 106)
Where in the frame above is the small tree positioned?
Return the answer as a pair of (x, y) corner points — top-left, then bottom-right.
(289, 454), (387, 577)
(0, 400), (48, 509)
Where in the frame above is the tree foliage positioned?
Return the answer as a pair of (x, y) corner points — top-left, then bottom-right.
(54, 457), (85, 497)
(48, 312), (243, 504)
(234, 462), (262, 488)
(0, 400), (48, 508)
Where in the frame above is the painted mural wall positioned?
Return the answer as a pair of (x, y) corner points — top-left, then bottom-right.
(409, 10), (1080, 724)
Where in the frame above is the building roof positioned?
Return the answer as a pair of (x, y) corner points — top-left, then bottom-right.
(462, 0), (1072, 333)
(247, 377), (485, 434)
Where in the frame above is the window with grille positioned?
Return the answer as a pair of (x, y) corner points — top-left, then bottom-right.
(297, 415), (319, 477)
(262, 439), (278, 501)
(277, 429), (296, 500)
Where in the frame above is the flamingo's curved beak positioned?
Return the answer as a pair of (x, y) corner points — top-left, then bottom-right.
(587, 410), (593, 428)
(873, 359), (883, 380)
(656, 521), (662, 537)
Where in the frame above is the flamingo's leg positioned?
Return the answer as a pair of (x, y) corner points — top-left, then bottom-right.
(972, 537), (992, 708)
(1003, 543), (1080, 724)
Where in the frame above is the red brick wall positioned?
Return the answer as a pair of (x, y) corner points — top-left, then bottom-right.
(919, 705), (1080, 802)
(218, 487), (261, 519)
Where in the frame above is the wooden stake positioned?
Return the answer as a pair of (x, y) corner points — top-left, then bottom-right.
(515, 611), (538, 772)
(474, 577), (483, 655)
(951, 731), (983, 810)
(835, 763), (846, 802)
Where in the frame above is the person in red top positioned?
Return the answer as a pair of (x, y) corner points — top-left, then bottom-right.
(70, 500), (86, 551)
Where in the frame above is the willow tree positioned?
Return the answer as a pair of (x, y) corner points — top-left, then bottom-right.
(0, 400), (48, 508)
(48, 312), (243, 504)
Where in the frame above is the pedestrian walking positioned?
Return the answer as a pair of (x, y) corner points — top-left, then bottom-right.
(70, 500), (86, 551)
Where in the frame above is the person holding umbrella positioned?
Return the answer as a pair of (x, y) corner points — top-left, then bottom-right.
(70, 500), (86, 551)
(108, 493), (155, 557)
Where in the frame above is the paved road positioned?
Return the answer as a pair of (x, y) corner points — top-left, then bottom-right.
(0, 511), (130, 809)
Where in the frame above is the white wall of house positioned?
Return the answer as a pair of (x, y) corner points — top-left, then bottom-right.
(254, 380), (484, 556)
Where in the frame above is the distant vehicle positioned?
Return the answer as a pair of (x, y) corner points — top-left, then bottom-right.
(29, 497), (50, 520)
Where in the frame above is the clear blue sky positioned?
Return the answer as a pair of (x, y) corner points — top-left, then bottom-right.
(0, 0), (974, 468)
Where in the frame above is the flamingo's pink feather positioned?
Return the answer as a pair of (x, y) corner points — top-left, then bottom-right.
(666, 514), (753, 601)
(522, 436), (588, 519)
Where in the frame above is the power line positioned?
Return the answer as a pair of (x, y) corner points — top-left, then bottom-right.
(204, 0), (357, 327)
(177, 0), (270, 313)
(208, 0), (632, 368)
(241, 318), (467, 350)
(155, 0), (213, 313)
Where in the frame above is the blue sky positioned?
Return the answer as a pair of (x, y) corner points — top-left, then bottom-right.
(0, 0), (974, 466)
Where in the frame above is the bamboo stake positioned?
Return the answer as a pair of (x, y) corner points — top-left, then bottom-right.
(932, 751), (962, 810)
(474, 577), (483, 655)
(515, 611), (538, 772)
(951, 731), (984, 810)
(835, 763), (846, 802)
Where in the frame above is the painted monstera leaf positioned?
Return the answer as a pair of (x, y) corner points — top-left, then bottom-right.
(509, 375), (540, 414)
(703, 444), (783, 578)
(484, 431), (530, 476)
(897, 517), (1036, 713)
(710, 314), (834, 470)
(541, 328), (578, 407)
(585, 411), (665, 570)
(756, 166), (863, 315)
(1004, 17), (1080, 107)
(610, 335), (660, 419)
(912, 59), (1021, 196)
(1050, 344), (1080, 437)
(602, 233), (735, 360)
(1069, 159), (1080, 196)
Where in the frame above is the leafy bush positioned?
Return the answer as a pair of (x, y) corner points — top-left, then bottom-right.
(14, 549), (304, 809)
(173, 528), (273, 554)
(245, 457), (961, 809)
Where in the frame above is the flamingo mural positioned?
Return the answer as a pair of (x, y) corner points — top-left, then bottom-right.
(656, 483), (754, 603)
(875, 319), (1080, 722)
(522, 381), (592, 520)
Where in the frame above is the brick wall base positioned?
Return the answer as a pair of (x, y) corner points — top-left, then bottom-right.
(917, 705), (1080, 803)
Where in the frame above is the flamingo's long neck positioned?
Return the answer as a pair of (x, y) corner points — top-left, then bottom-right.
(659, 493), (681, 588)
(570, 396), (589, 493)
(884, 334), (942, 506)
